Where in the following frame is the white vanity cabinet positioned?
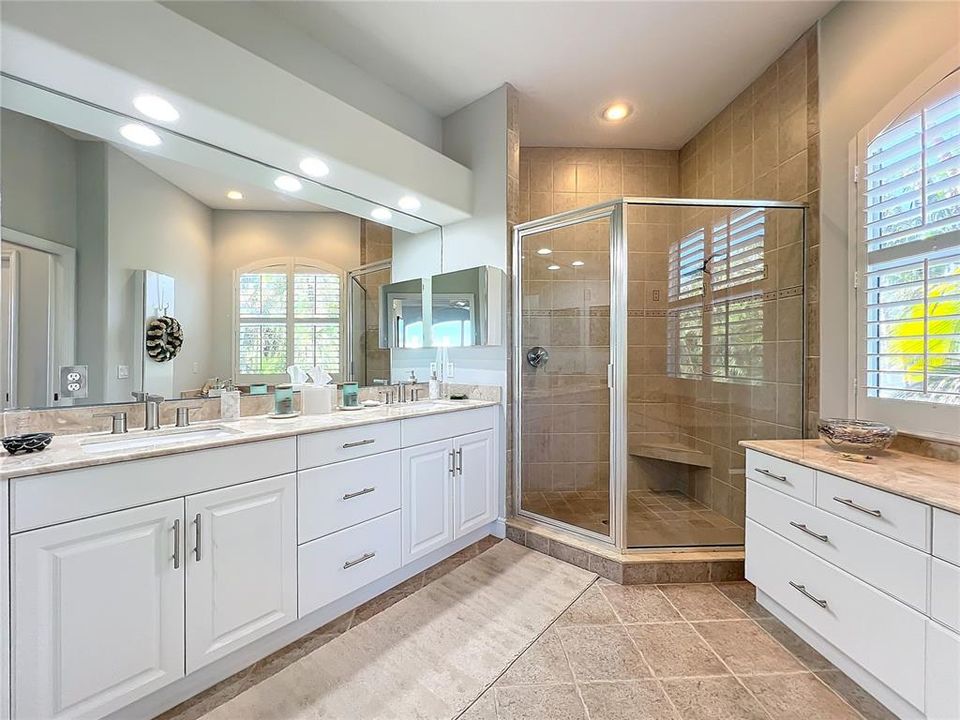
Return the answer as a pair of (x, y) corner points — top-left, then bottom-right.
(402, 439), (456, 562)
(185, 474), (297, 673)
(12, 500), (186, 720)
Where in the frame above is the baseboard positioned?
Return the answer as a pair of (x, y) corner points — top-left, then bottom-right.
(756, 590), (922, 720)
(108, 521), (501, 720)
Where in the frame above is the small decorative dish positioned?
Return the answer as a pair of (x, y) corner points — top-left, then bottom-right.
(2, 432), (54, 455)
(337, 404), (366, 412)
(361, 399), (382, 407)
(267, 412), (300, 420)
(817, 418), (896, 455)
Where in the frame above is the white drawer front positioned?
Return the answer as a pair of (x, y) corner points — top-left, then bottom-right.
(932, 558), (960, 633)
(746, 520), (926, 710)
(298, 451), (401, 543)
(401, 406), (496, 447)
(745, 450), (815, 503)
(11, 438), (297, 532)
(934, 508), (960, 567)
(298, 421), (400, 470)
(927, 621), (960, 720)
(298, 510), (401, 617)
(816, 472), (930, 551)
(747, 481), (930, 612)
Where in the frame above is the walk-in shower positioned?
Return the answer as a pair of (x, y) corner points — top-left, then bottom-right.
(513, 198), (806, 551)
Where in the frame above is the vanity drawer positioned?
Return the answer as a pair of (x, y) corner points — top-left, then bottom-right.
(931, 558), (960, 633)
(746, 520), (926, 711)
(298, 451), (401, 543)
(298, 510), (401, 617)
(815, 472), (930, 551)
(401, 406), (496, 447)
(745, 450), (815, 503)
(747, 481), (929, 612)
(298, 421), (401, 469)
(933, 508), (960, 566)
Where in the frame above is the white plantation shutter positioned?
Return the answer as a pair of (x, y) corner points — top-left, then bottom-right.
(236, 259), (343, 381)
(857, 69), (960, 437)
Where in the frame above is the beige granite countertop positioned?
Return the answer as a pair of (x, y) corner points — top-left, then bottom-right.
(0, 399), (499, 480)
(741, 439), (960, 515)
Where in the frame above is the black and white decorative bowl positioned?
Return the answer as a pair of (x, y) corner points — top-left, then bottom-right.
(1, 432), (54, 455)
(817, 418), (896, 454)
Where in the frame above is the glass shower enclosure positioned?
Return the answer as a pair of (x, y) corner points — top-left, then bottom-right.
(513, 198), (806, 551)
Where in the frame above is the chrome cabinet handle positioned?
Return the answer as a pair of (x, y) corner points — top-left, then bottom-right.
(756, 468), (788, 483)
(343, 552), (376, 569)
(449, 450), (456, 476)
(789, 581), (828, 608)
(173, 519), (181, 569)
(193, 513), (202, 562)
(789, 521), (829, 543)
(343, 439), (375, 449)
(833, 496), (882, 517)
(455, 448), (463, 475)
(343, 487), (376, 500)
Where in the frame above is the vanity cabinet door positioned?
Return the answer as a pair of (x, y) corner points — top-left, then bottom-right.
(453, 429), (497, 538)
(927, 621), (960, 720)
(185, 474), (297, 673)
(12, 499), (185, 720)
(401, 439), (455, 564)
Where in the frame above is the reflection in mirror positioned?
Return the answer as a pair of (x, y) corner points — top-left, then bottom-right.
(0, 83), (441, 409)
(379, 278), (426, 350)
(430, 266), (505, 347)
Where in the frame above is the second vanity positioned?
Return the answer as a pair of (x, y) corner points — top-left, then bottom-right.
(0, 400), (501, 720)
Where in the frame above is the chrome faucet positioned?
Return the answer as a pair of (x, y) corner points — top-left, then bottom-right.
(132, 392), (164, 430)
(94, 411), (128, 434)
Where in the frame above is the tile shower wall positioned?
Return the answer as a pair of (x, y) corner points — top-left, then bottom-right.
(675, 27), (819, 524)
(357, 220), (392, 384)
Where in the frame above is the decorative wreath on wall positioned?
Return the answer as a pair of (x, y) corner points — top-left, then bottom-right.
(145, 315), (184, 363)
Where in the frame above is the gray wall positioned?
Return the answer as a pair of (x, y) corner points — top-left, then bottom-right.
(818, 1), (960, 419)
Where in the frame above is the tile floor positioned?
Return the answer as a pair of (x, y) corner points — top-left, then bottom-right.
(460, 576), (896, 720)
(521, 489), (744, 547)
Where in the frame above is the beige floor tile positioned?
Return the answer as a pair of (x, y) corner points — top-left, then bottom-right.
(497, 628), (573, 686)
(460, 689), (498, 720)
(661, 676), (769, 720)
(422, 546), (479, 584)
(557, 625), (652, 682)
(494, 684), (588, 720)
(816, 670), (899, 720)
(578, 680), (680, 720)
(555, 585), (620, 626)
(600, 584), (682, 623)
(714, 582), (771, 619)
(658, 584), (746, 621)
(742, 672), (861, 720)
(694, 619), (804, 675)
(757, 616), (834, 671)
(351, 573), (424, 624)
(626, 623), (729, 678)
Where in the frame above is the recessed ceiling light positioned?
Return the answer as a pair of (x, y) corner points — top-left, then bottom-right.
(274, 175), (302, 192)
(133, 94), (179, 122)
(226, 190), (244, 200)
(536, 248), (552, 255)
(601, 102), (633, 122)
(398, 195), (421, 212)
(547, 264), (560, 271)
(571, 260), (585, 267)
(299, 157), (330, 177)
(371, 207), (393, 221)
(119, 123), (162, 147)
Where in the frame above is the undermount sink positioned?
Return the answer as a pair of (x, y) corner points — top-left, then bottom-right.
(80, 425), (245, 454)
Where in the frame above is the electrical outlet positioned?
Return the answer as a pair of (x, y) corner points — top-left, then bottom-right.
(446, 361), (455, 379)
(193, 362), (199, 374)
(59, 365), (89, 399)
(117, 365), (129, 380)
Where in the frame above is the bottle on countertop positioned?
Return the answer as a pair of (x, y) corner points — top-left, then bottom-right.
(429, 369), (441, 400)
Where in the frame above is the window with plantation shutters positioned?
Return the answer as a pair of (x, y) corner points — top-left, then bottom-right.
(856, 68), (960, 438)
(236, 258), (343, 381)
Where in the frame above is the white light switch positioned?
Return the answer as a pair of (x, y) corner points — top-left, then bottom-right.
(117, 365), (129, 379)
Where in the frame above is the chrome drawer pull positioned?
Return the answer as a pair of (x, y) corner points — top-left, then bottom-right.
(455, 448), (463, 475)
(343, 438), (375, 449)
(194, 513), (202, 562)
(343, 552), (376, 569)
(789, 521), (829, 543)
(833, 496), (882, 517)
(172, 519), (181, 570)
(756, 468), (788, 482)
(342, 487), (376, 500)
(449, 450), (456, 476)
(789, 581), (828, 608)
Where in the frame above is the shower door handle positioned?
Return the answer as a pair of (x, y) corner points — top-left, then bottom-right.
(526, 346), (549, 368)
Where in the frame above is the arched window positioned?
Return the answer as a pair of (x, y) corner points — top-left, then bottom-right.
(855, 66), (960, 438)
(235, 258), (343, 382)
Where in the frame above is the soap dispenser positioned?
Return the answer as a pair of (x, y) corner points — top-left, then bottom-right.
(429, 368), (441, 400)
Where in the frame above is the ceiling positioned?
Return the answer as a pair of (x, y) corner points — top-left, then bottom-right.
(264, 1), (836, 149)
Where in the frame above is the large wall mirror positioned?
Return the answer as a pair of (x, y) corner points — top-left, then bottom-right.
(0, 75), (443, 409)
